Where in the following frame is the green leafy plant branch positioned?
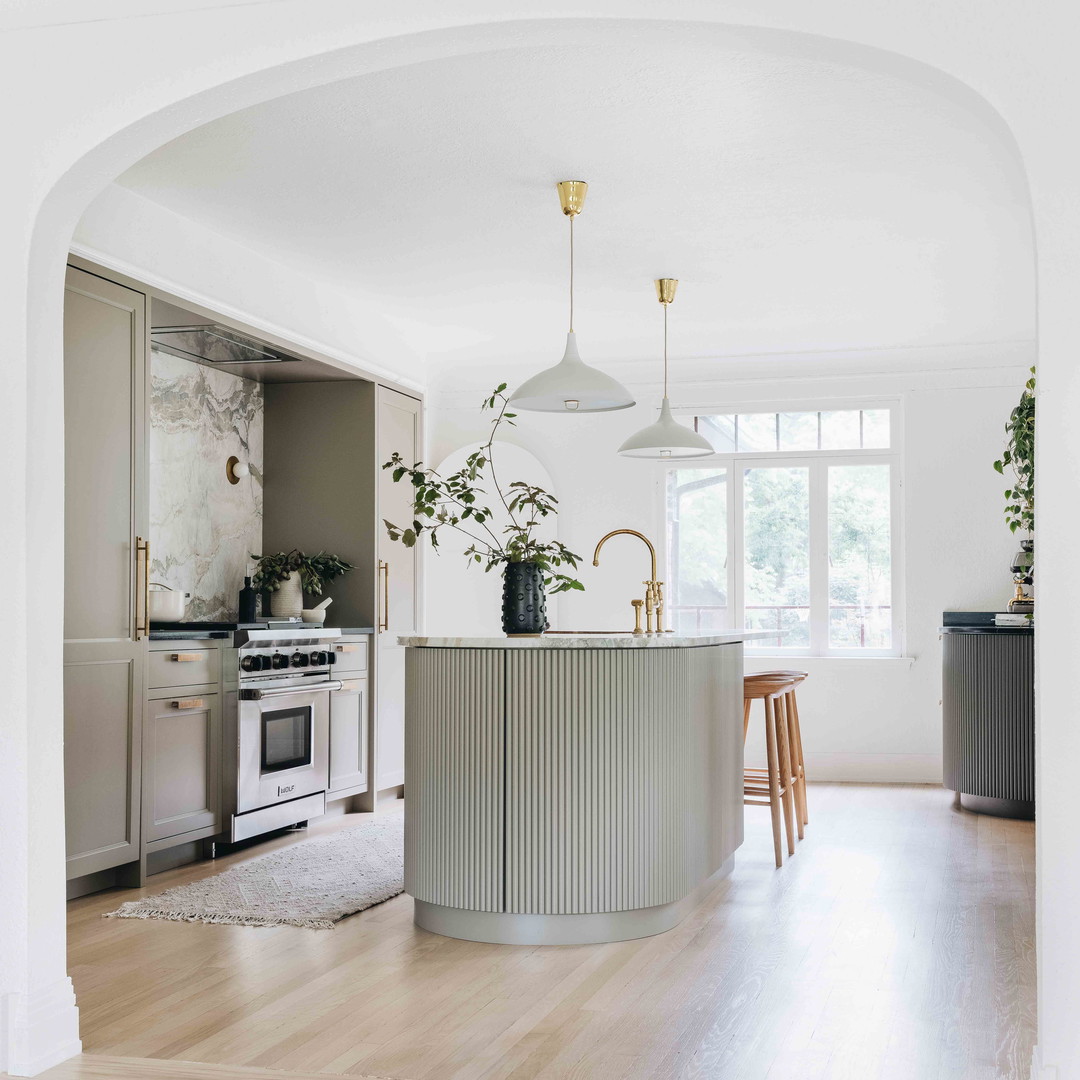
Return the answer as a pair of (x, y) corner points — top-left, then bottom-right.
(250, 549), (355, 595)
(382, 384), (585, 594)
(993, 366), (1035, 534)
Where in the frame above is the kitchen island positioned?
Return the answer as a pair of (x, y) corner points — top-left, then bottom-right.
(400, 631), (766, 945)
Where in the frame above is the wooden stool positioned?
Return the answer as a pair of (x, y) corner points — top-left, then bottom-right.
(753, 669), (809, 832)
(743, 673), (799, 867)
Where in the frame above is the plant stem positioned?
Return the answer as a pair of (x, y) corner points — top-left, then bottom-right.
(482, 393), (521, 531)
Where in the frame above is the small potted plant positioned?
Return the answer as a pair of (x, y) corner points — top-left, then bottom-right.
(250, 549), (355, 619)
(383, 383), (583, 635)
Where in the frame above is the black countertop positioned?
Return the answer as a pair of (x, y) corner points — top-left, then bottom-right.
(940, 611), (1033, 635)
(149, 622), (375, 641)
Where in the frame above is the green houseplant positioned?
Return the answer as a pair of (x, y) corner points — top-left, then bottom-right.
(382, 384), (583, 634)
(993, 366), (1035, 535)
(250, 549), (355, 618)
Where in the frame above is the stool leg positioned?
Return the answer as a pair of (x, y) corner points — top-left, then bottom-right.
(789, 689), (808, 826)
(743, 698), (752, 743)
(773, 694), (796, 856)
(762, 697), (784, 868)
(785, 690), (805, 838)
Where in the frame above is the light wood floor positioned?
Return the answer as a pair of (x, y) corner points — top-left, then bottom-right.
(38, 784), (1034, 1080)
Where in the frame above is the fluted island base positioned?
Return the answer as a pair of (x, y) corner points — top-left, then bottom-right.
(403, 635), (755, 946)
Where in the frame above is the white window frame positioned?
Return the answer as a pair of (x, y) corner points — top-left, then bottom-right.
(660, 399), (905, 658)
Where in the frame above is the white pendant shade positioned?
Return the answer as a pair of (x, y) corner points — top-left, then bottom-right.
(618, 397), (715, 458)
(509, 332), (636, 413)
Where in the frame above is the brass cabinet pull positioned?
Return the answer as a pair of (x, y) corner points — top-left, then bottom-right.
(335, 644), (359, 653)
(171, 653), (202, 662)
(337, 679), (364, 693)
(135, 536), (150, 640)
(378, 559), (390, 633)
(170, 698), (205, 710)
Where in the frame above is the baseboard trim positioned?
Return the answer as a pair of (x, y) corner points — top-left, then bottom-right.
(741, 752), (942, 784)
(2, 977), (81, 1076)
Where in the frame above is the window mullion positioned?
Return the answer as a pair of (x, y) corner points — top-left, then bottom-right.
(731, 464), (744, 633)
(809, 460), (830, 656)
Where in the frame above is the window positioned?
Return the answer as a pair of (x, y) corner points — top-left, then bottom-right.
(666, 406), (900, 655)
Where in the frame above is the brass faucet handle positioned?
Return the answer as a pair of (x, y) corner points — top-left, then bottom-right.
(631, 598), (645, 635)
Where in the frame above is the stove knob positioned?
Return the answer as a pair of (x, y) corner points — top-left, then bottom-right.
(290, 651), (308, 668)
(271, 653), (289, 670)
(311, 650), (329, 666)
(240, 654), (262, 672)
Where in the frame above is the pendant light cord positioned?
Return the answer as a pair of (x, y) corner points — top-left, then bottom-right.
(663, 301), (669, 398)
(569, 213), (575, 333)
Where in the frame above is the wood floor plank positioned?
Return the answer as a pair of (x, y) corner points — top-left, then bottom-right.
(42, 784), (1034, 1080)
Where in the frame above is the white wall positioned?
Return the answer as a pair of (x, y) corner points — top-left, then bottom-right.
(73, 184), (425, 391)
(430, 357), (1031, 783)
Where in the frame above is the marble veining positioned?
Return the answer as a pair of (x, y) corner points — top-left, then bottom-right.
(149, 349), (263, 621)
(399, 631), (773, 649)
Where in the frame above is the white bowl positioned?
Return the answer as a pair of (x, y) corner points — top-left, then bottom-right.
(301, 608), (327, 625)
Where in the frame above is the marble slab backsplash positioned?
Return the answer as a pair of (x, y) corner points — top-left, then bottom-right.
(149, 349), (263, 621)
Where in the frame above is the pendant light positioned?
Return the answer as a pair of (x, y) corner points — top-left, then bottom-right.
(509, 181), (636, 413)
(618, 279), (715, 458)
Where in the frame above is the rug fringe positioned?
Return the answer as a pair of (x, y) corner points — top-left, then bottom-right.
(103, 907), (339, 930)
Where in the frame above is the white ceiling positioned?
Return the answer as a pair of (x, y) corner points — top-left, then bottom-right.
(115, 33), (1034, 383)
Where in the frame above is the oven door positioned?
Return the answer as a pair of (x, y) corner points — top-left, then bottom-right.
(237, 684), (331, 813)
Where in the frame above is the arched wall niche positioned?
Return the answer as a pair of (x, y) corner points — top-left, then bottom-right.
(3, 7), (1059, 1078)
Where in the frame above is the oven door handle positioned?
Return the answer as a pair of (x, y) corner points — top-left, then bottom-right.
(239, 680), (342, 700)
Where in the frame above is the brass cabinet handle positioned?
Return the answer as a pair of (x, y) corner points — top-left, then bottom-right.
(335, 644), (359, 653)
(135, 537), (150, 640)
(170, 698), (205, 710)
(337, 679), (364, 693)
(171, 653), (202, 662)
(378, 559), (390, 633)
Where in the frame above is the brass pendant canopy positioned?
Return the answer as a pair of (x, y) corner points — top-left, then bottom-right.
(655, 277), (678, 304)
(509, 180), (635, 414)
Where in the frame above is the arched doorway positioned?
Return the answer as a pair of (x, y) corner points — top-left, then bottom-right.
(4, 8), (1057, 1075)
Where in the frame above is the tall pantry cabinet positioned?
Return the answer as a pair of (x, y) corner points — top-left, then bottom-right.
(375, 387), (423, 792)
(63, 265), (148, 882)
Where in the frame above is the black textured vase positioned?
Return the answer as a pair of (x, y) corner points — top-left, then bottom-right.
(501, 561), (548, 635)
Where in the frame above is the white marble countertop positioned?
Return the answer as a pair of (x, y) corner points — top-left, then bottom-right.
(399, 630), (774, 649)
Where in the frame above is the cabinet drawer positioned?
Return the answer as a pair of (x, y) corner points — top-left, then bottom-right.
(332, 639), (368, 674)
(149, 646), (220, 690)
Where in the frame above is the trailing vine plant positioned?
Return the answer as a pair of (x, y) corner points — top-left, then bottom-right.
(993, 366), (1035, 534)
(382, 384), (585, 593)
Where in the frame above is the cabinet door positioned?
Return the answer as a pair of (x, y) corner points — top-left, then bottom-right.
(63, 265), (147, 879)
(329, 679), (368, 794)
(145, 694), (221, 843)
(376, 387), (422, 790)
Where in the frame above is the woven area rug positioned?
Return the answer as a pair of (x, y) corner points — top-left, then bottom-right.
(104, 813), (404, 929)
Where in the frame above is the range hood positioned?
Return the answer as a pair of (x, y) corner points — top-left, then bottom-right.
(151, 324), (294, 365)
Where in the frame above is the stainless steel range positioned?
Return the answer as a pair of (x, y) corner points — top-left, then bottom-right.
(224, 627), (343, 842)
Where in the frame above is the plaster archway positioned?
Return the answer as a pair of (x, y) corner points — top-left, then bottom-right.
(3, 7), (1053, 1075)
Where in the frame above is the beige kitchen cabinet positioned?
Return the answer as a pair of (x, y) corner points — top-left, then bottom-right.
(329, 677), (368, 796)
(376, 387), (423, 791)
(144, 689), (221, 845)
(63, 265), (148, 882)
